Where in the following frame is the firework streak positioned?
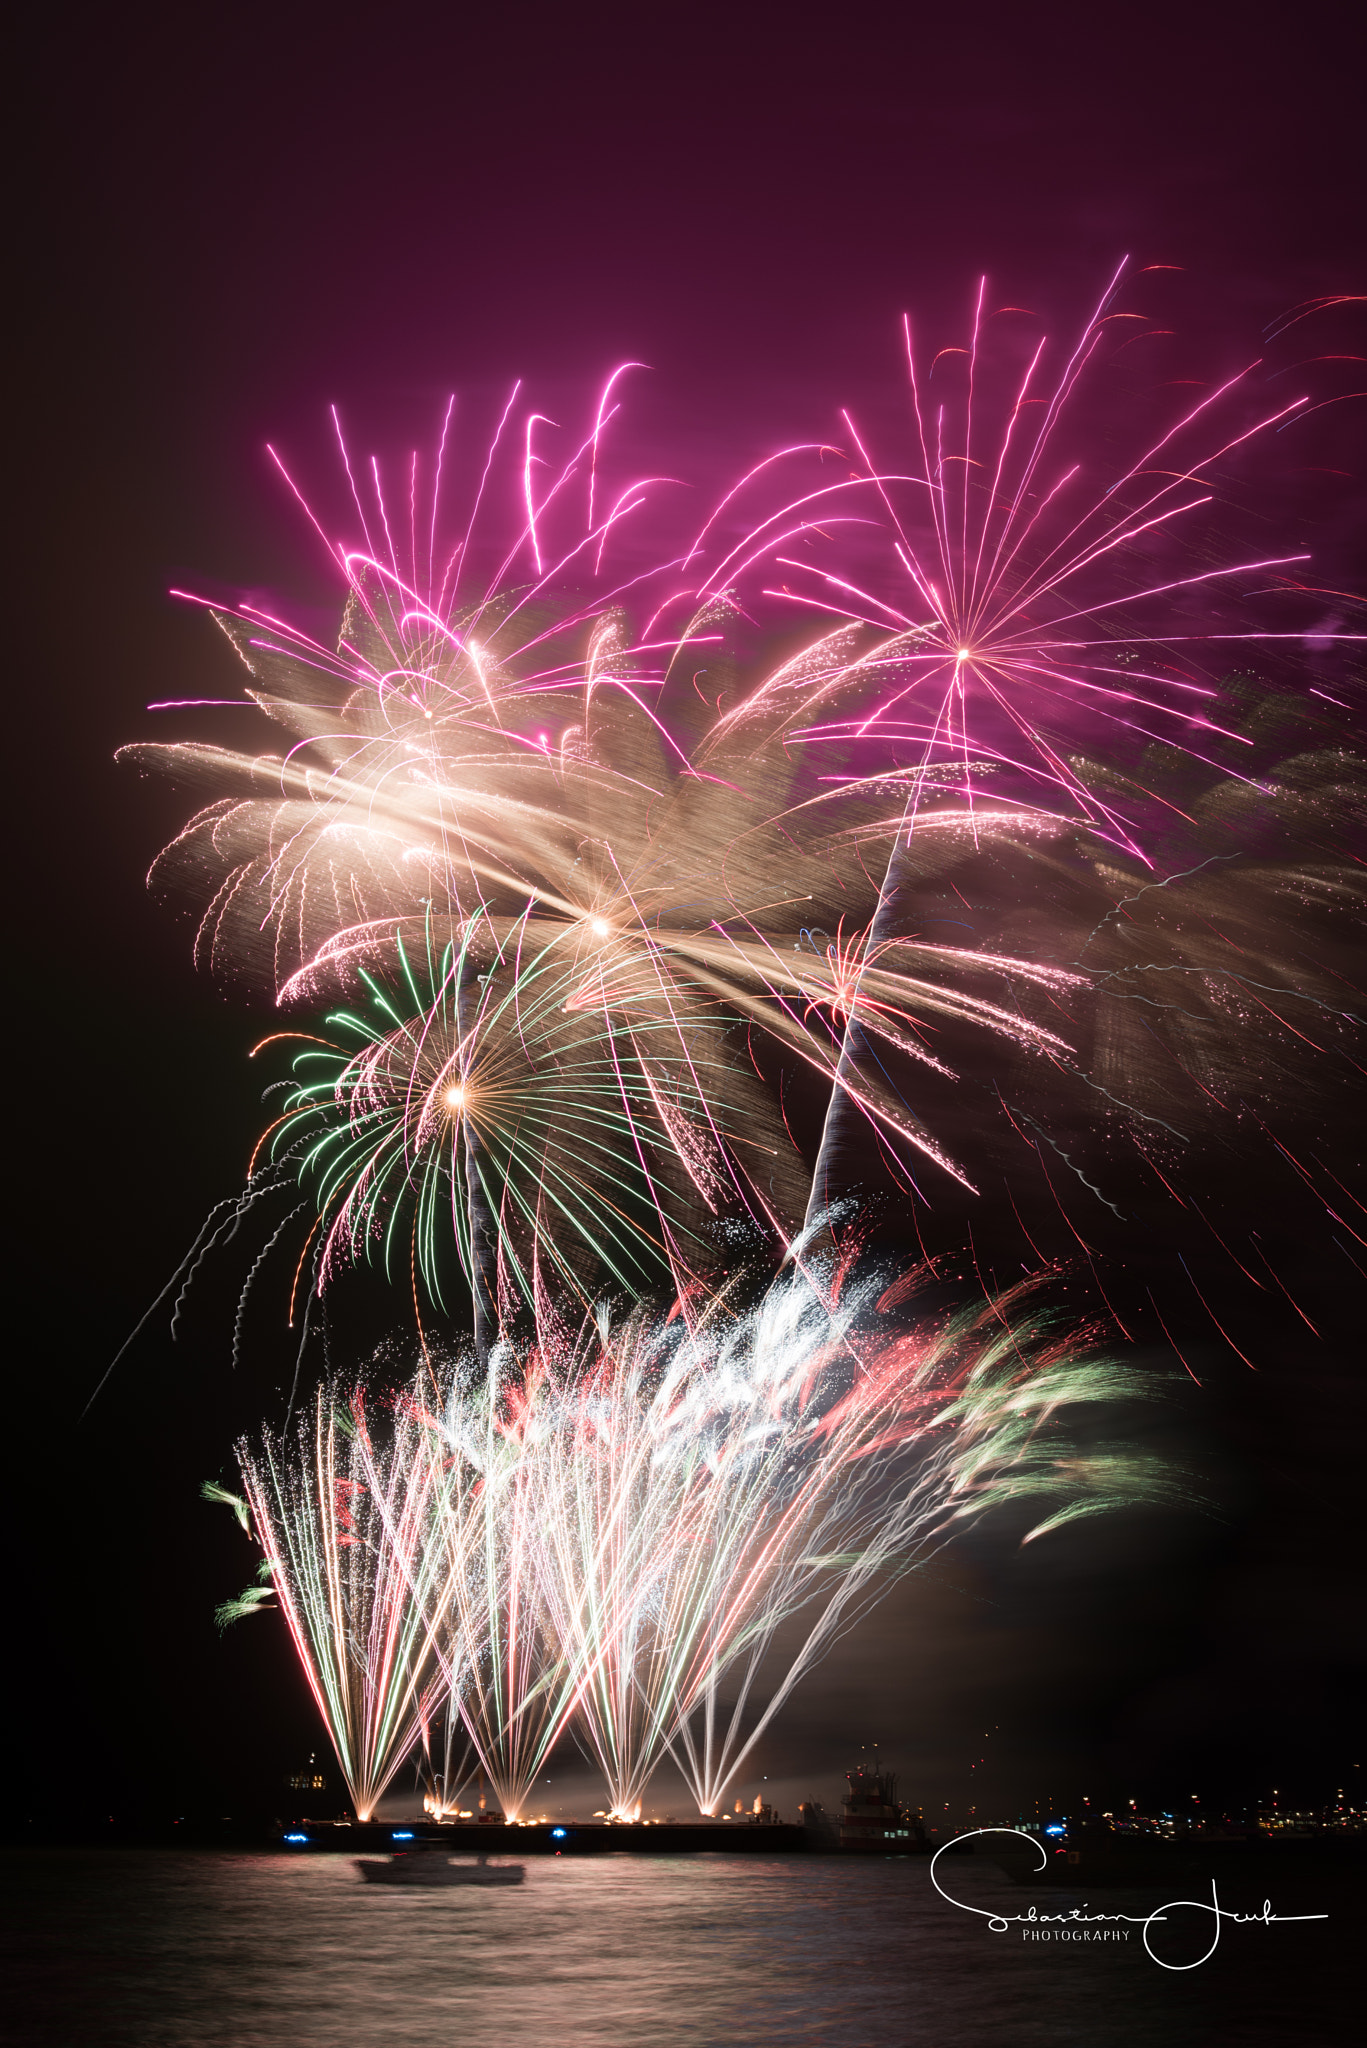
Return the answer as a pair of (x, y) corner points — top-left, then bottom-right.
(122, 286), (1358, 1841)
(216, 1256), (1180, 1820)
(122, 296), (1363, 1363)
(252, 892), (1085, 1326)
(696, 262), (1364, 843)
(230, 1390), (444, 1822)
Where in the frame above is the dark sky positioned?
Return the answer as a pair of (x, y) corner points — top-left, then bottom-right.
(11, 2), (1364, 1828)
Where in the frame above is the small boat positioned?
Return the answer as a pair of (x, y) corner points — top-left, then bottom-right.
(354, 1852), (526, 1888)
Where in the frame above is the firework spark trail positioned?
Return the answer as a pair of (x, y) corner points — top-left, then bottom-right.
(388, 1356), (591, 1822)
(227, 1368), (579, 1823)
(129, 671), (1363, 1386)
(696, 264), (1365, 854)
(219, 1249), (1182, 1822)
(122, 373), (1103, 1156)
(232, 1388), (451, 1822)
(675, 277), (1365, 1239)
(123, 315), (1363, 1380)
(740, 703), (1364, 1294)
(253, 847), (1094, 1321)
(521, 1255), (1177, 1817)
(115, 359), (1191, 1337)
(120, 377), (708, 998)
(258, 906), (809, 1322)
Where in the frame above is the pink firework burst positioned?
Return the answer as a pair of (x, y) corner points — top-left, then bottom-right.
(696, 261), (1365, 856)
(153, 363), (700, 746)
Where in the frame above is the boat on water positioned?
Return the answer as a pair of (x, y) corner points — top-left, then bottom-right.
(837, 1758), (927, 1852)
(354, 1853), (525, 1887)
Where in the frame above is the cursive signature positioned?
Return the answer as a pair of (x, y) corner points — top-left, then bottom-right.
(930, 1827), (1329, 1971)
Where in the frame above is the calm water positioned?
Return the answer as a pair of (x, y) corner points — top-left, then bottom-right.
(1, 1849), (1350, 2046)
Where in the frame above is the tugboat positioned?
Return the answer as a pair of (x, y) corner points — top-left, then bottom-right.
(839, 1754), (926, 1852)
(354, 1850), (525, 1887)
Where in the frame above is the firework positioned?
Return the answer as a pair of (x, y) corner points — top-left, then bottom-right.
(104, 365), (1167, 1340)
(679, 272), (1365, 1251)
(834, 717), (1367, 1365)
(512, 1253), (1176, 1817)
(218, 1249), (1180, 1821)
(392, 1353), (592, 1823)
(252, 847), (1093, 1336)
(127, 302), (1361, 1390)
(695, 263), (1364, 845)
(227, 1388), (449, 1823)
(147, 295), (1358, 1842)
(257, 905), (806, 1337)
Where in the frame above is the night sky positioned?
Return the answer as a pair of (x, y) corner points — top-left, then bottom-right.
(12, 2), (1364, 1831)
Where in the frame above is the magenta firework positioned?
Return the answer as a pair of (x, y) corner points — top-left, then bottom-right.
(693, 263), (1364, 854)
(128, 282), (1361, 1382)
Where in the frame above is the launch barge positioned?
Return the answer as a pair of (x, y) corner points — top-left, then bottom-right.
(280, 1818), (809, 1856)
(281, 1758), (929, 1857)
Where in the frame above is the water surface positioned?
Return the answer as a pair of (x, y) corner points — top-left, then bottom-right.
(1, 1848), (1348, 2046)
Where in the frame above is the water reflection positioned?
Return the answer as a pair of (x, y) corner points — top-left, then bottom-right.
(0, 1849), (1339, 2045)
